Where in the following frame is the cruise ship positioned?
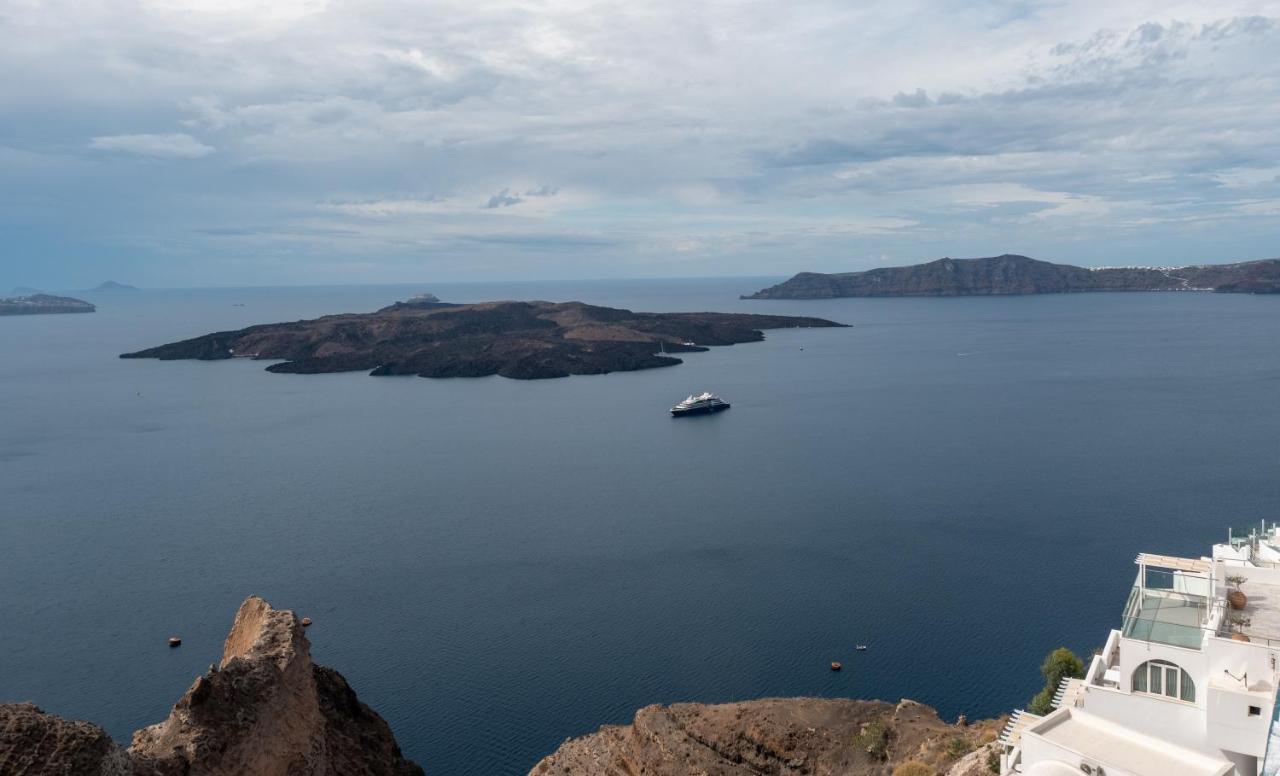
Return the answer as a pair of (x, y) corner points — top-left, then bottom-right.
(1001, 522), (1280, 776)
(670, 392), (730, 416)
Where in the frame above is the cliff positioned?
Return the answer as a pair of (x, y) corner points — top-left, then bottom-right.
(530, 697), (1001, 776)
(0, 293), (96, 315)
(121, 299), (845, 380)
(743, 254), (1280, 299)
(0, 597), (422, 776)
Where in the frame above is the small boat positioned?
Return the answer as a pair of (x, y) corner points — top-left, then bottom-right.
(301, 617), (313, 627)
(671, 392), (730, 416)
(168, 636), (182, 648)
(830, 661), (842, 671)
(855, 645), (868, 651)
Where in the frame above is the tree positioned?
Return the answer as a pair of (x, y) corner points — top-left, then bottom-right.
(1028, 647), (1084, 715)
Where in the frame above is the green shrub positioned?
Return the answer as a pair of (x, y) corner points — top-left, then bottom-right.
(1027, 647), (1084, 715)
(986, 746), (1001, 773)
(945, 736), (975, 758)
(855, 718), (891, 761)
(892, 763), (934, 776)
(1028, 686), (1055, 716)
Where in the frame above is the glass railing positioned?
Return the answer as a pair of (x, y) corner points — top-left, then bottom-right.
(1121, 615), (1205, 650)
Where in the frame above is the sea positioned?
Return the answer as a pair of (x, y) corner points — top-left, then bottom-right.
(2, 277), (1278, 774)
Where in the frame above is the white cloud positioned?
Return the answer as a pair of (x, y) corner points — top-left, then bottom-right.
(89, 133), (215, 158)
(4, 2), (1280, 283)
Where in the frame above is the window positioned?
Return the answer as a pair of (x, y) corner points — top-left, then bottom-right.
(1132, 660), (1195, 702)
(1250, 706), (1262, 717)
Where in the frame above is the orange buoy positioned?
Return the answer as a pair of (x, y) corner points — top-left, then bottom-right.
(168, 636), (182, 648)
(301, 617), (312, 627)
(830, 661), (842, 671)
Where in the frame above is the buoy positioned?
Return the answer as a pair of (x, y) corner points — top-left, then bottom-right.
(301, 617), (312, 627)
(168, 637), (182, 648)
(830, 661), (842, 671)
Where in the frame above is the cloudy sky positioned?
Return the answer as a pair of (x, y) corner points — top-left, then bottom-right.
(3, 0), (1279, 288)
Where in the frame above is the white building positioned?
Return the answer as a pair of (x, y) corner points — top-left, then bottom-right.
(1001, 523), (1280, 776)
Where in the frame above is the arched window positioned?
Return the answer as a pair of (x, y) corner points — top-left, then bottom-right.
(1133, 659), (1195, 702)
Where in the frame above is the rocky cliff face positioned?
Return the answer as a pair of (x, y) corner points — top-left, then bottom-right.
(744, 254), (1280, 298)
(0, 597), (422, 776)
(530, 697), (1001, 776)
(0, 704), (133, 775)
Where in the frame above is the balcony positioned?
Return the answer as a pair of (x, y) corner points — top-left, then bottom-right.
(1119, 555), (1215, 650)
(1121, 582), (1210, 650)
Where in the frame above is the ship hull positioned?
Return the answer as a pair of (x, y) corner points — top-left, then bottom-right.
(670, 403), (730, 416)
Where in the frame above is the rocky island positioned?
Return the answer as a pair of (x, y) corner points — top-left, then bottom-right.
(0, 293), (96, 316)
(94, 280), (139, 291)
(121, 299), (844, 380)
(744, 254), (1280, 299)
(0, 596), (422, 775)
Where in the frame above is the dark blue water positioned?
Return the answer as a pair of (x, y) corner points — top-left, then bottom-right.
(2, 279), (1278, 774)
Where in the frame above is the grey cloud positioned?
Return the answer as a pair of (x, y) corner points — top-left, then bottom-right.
(89, 133), (215, 158)
(483, 189), (523, 209)
(892, 89), (932, 108)
(4, 2), (1280, 286)
(456, 232), (620, 248)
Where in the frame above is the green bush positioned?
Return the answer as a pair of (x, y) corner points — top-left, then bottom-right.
(945, 736), (974, 758)
(987, 746), (1001, 773)
(855, 718), (891, 761)
(892, 763), (934, 776)
(1027, 647), (1084, 715)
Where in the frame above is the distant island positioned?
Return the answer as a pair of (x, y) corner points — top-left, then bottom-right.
(743, 254), (1280, 299)
(121, 299), (844, 380)
(0, 293), (96, 316)
(93, 280), (138, 291)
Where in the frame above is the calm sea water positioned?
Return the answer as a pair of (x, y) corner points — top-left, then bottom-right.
(2, 278), (1278, 774)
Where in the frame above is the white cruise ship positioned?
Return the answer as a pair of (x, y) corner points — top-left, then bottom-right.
(670, 392), (730, 416)
(1002, 522), (1280, 776)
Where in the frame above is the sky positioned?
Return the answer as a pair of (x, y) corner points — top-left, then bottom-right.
(2, 0), (1279, 288)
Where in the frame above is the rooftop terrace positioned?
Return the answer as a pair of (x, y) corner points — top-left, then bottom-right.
(1121, 555), (1214, 649)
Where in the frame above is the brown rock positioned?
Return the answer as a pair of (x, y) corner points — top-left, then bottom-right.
(0, 703), (132, 776)
(529, 697), (1002, 776)
(0, 597), (422, 776)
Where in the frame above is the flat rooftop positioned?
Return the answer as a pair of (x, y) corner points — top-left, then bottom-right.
(1026, 708), (1232, 776)
(1228, 578), (1280, 646)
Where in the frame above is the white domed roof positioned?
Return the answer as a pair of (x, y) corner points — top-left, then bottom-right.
(1025, 761), (1083, 776)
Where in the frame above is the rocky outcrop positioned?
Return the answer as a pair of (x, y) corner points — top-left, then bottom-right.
(121, 300), (845, 380)
(0, 597), (422, 776)
(743, 254), (1280, 298)
(0, 293), (96, 315)
(530, 697), (1001, 776)
(0, 703), (133, 775)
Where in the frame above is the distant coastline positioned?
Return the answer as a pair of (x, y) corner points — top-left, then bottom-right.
(0, 293), (96, 316)
(744, 254), (1280, 299)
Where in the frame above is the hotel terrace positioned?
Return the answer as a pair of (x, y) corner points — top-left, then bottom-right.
(1002, 523), (1280, 776)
